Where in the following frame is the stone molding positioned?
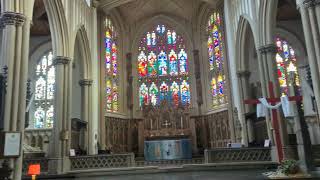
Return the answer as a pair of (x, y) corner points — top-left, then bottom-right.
(52, 56), (71, 66)
(236, 70), (251, 78)
(258, 44), (277, 54)
(303, 0), (320, 8)
(0, 12), (26, 28)
(79, 79), (93, 86)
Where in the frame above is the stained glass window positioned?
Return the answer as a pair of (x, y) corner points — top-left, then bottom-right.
(105, 18), (119, 112)
(275, 37), (300, 95)
(207, 12), (227, 108)
(138, 24), (190, 108)
(34, 51), (55, 128)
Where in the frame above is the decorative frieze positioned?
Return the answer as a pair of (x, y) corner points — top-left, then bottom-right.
(258, 44), (277, 54)
(79, 79), (93, 86)
(0, 12), (26, 27)
(52, 56), (71, 66)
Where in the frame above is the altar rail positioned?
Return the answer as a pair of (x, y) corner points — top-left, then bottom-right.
(24, 128), (52, 155)
(70, 153), (135, 170)
(136, 158), (204, 167)
(204, 148), (271, 163)
(22, 158), (49, 175)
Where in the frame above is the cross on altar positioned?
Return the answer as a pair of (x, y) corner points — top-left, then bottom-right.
(244, 82), (302, 162)
(162, 120), (171, 128)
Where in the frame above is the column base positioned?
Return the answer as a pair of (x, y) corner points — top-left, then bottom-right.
(283, 145), (299, 160)
(48, 157), (70, 174)
(271, 146), (279, 162)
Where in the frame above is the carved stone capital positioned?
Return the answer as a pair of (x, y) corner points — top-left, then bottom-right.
(258, 44), (277, 54)
(0, 12), (26, 27)
(236, 70), (251, 78)
(52, 56), (71, 66)
(303, 0), (320, 8)
(92, 0), (100, 8)
(79, 79), (93, 86)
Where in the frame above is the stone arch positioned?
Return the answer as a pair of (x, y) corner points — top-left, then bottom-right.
(235, 16), (268, 146)
(275, 27), (307, 66)
(258, 0), (278, 45)
(73, 25), (92, 79)
(102, 10), (127, 115)
(38, 135), (43, 149)
(199, 4), (235, 113)
(71, 25), (94, 154)
(44, 0), (70, 57)
(28, 40), (52, 79)
(31, 136), (36, 147)
(132, 14), (193, 52)
(235, 16), (258, 72)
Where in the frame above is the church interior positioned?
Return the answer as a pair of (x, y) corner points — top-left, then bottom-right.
(0, 0), (320, 179)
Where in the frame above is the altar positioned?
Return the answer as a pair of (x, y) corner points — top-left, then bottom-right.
(141, 101), (195, 161)
(144, 138), (192, 161)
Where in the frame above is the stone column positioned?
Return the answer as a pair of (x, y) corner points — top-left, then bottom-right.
(237, 70), (255, 144)
(49, 56), (71, 174)
(256, 46), (274, 143)
(0, 11), (31, 179)
(259, 44), (290, 161)
(126, 53), (133, 151)
(193, 50), (203, 114)
(298, 0), (320, 117)
(79, 79), (93, 154)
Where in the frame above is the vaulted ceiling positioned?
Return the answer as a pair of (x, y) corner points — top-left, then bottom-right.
(98, 0), (218, 24)
(31, 0), (50, 36)
(277, 0), (300, 21)
(117, 0), (197, 23)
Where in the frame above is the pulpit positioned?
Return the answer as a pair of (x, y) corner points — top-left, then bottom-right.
(141, 101), (194, 160)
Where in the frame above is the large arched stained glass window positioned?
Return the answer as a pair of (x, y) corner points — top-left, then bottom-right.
(207, 12), (227, 108)
(34, 51), (55, 128)
(105, 18), (119, 112)
(138, 24), (190, 108)
(275, 37), (300, 95)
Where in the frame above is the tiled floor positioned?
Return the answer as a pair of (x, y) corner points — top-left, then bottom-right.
(76, 170), (268, 180)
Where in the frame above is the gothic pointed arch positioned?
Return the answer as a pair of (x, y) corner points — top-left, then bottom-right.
(33, 51), (55, 128)
(136, 23), (191, 108)
(206, 11), (228, 109)
(43, 0), (70, 56)
(104, 16), (120, 112)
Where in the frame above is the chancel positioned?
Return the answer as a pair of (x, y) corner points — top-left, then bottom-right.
(0, 0), (320, 179)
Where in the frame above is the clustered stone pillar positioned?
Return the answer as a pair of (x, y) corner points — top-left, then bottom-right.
(193, 50), (203, 114)
(299, 0), (320, 116)
(79, 79), (93, 154)
(0, 11), (32, 179)
(236, 70), (251, 146)
(126, 52), (133, 151)
(258, 44), (289, 161)
(49, 56), (71, 174)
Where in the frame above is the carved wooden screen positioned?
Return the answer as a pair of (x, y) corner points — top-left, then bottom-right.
(194, 110), (230, 151)
(105, 117), (140, 154)
(106, 117), (129, 153)
(208, 110), (230, 148)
